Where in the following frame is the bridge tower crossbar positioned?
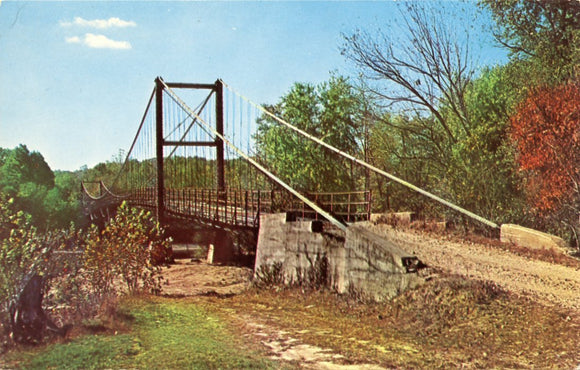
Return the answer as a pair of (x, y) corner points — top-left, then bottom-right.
(154, 77), (225, 223)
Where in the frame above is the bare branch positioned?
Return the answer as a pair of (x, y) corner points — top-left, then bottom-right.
(342, 2), (475, 146)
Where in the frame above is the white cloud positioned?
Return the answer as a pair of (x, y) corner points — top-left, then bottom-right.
(84, 33), (131, 49)
(66, 33), (132, 50)
(65, 36), (81, 44)
(60, 17), (136, 29)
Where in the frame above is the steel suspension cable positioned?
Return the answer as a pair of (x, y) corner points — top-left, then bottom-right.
(111, 87), (156, 192)
(160, 80), (348, 231)
(221, 80), (499, 229)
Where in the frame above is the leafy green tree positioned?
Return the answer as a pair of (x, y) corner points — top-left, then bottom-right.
(0, 145), (54, 196)
(254, 75), (366, 192)
(438, 66), (526, 222)
(0, 145), (56, 229)
(0, 146), (84, 229)
(0, 148), (9, 167)
(367, 113), (442, 213)
(481, 0), (580, 82)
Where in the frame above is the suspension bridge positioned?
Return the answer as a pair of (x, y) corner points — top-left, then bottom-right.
(79, 77), (572, 303)
(81, 77), (499, 234)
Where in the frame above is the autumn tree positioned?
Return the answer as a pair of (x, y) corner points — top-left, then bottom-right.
(510, 83), (580, 247)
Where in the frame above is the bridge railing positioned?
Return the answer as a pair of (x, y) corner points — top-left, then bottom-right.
(305, 191), (372, 223)
(126, 187), (371, 227)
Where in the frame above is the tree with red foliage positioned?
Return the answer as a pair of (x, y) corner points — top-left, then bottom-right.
(510, 83), (579, 246)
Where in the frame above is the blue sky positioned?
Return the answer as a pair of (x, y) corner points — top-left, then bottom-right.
(0, 1), (507, 171)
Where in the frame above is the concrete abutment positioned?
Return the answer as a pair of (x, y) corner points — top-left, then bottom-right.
(254, 213), (424, 301)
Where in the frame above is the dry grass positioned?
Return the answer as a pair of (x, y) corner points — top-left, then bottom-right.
(5, 274), (580, 368)
(199, 274), (580, 368)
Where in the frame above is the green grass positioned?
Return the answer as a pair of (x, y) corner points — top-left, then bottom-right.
(6, 297), (278, 369)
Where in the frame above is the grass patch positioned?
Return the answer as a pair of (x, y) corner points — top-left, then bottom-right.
(8, 334), (135, 369)
(5, 296), (278, 369)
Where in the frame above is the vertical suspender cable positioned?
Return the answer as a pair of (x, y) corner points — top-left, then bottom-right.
(160, 80), (348, 231)
(221, 80), (499, 230)
(112, 88), (156, 191)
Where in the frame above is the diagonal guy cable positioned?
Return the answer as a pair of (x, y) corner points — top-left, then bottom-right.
(221, 79), (499, 229)
(165, 89), (215, 159)
(160, 79), (348, 231)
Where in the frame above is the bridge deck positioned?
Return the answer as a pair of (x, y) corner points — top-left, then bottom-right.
(124, 187), (371, 228)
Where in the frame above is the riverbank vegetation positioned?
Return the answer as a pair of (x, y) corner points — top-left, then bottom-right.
(0, 197), (170, 352)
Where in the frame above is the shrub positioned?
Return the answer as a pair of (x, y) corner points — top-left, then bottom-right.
(253, 262), (284, 288)
(84, 202), (170, 296)
(0, 194), (86, 347)
(0, 196), (40, 315)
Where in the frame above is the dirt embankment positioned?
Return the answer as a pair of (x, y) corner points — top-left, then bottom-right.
(161, 260), (253, 297)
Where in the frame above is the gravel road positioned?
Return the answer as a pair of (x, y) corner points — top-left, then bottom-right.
(361, 222), (580, 314)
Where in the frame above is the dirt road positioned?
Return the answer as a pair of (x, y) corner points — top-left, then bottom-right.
(159, 226), (580, 368)
(361, 222), (580, 313)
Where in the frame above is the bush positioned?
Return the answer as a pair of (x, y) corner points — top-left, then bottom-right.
(0, 194), (86, 347)
(0, 196), (40, 315)
(84, 202), (170, 296)
(1, 198), (171, 348)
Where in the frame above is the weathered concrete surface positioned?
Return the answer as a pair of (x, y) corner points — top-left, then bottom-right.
(500, 224), (568, 253)
(255, 213), (423, 301)
(333, 225), (423, 301)
(254, 213), (330, 285)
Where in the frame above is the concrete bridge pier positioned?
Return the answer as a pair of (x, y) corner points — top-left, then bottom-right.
(164, 218), (258, 266)
(254, 213), (424, 301)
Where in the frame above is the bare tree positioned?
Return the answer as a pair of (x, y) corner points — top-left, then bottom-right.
(341, 3), (476, 146)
